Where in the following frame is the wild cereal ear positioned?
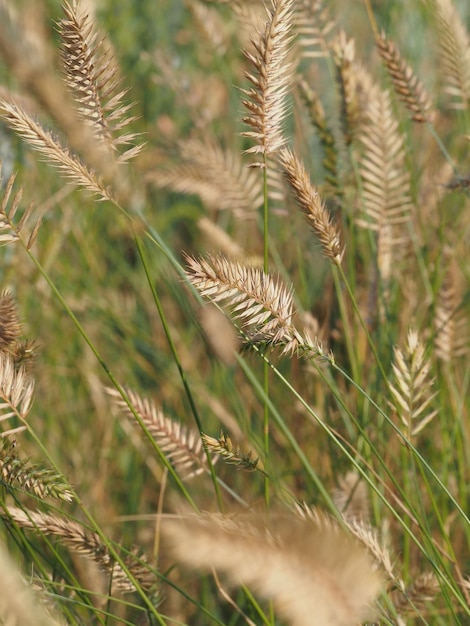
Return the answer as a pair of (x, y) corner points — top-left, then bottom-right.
(107, 386), (215, 481)
(279, 147), (344, 265)
(432, 0), (470, 110)
(375, 31), (434, 123)
(163, 510), (383, 626)
(241, 0), (295, 162)
(147, 137), (264, 218)
(4, 506), (156, 593)
(59, 1), (143, 163)
(0, 101), (112, 201)
(356, 87), (412, 286)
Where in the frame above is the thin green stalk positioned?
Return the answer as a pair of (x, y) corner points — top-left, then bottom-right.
(238, 349), (469, 613)
(22, 242), (196, 509)
(335, 263), (389, 382)
(133, 233), (224, 512)
(262, 155), (270, 508)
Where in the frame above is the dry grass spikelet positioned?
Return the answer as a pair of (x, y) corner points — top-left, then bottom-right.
(0, 101), (112, 201)
(148, 137), (263, 217)
(375, 31), (434, 123)
(202, 431), (262, 472)
(185, 253), (326, 358)
(186, 0), (229, 56)
(279, 147), (344, 264)
(0, 438), (74, 502)
(356, 87), (412, 283)
(434, 250), (468, 361)
(186, 253), (294, 343)
(389, 329), (438, 439)
(432, 0), (470, 110)
(163, 510), (382, 626)
(331, 31), (374, 144)
(107, 386), (212, 480)
(5, 506), (156, 594)
(392, 572), (440, 617)
(59, 1), (142, 162)
(0, 166), (42, 251)
(0, 352), (34, 433)
(295, 0), (336, 59)
(241, 0), (295, 162)
(344, 516), (404, 592)
(0, 291), (22, 354)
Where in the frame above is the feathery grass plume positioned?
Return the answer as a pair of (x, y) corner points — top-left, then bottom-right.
(331, 31), (373, 145)
(0, 1), (129, 201)
(295, 0), (336, 59)
(0, 168), (21, 246)
(107, 386), (213, 480)
(164, 510), (382, 626)
(0, 101), (112, 201)
(0, 291), (22, 354)
(241, 0), (295, 162)
(279, 147), (344, 264)
(434, 252), (468, 362)
(0, 290), (37, 372)
(333, 471), (370, 522)
(344, 516), (404, 593)
(297, 79), (340, 196)
(375, 31), (434, 123)
(4, 506), (156, 593)
(356, 87), (412, 283)
(0, 537), (66, 626)
(389, 329), (438, 439)
(186, 0), (228, 56)
(202, 431), (263, 472)
(59, 1), (142, 162)
(393, 572), (440, 617)
(0, 352), (34, 434)
(0, 166), (41, 251)
(149, 137), (263, 217)
(432, 0), (470, 110)
(0, 438), (73, 502)
(185, 253), (323, 358)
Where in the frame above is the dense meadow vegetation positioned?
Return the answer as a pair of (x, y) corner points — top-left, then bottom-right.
(0, 0), (469, 624)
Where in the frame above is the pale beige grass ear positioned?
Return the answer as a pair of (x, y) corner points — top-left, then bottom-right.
(163, 511), (382, 626)
(432, 0), (470, 110)
(148, 137), (263, 217)
(0, 438), (73, 501)
(389, 329), (438, 439)
(5, 506), (156, 594)
(279, 147), (344, 264)
(0, 1), (122, 193)
(59, 1), (143, 163)
(331, 31), (374, 145)
(241, 0), (295, 161)
(185, 253), (326, 359)
(295, 0), (337, 59)
(375, 31), (434, 123)
(356, 87), (412, 286)
(107, 386), (213, 480)
(0, 537), (66, 626)
(434, 251), (468, 362)
(0, 101), (112, 201)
